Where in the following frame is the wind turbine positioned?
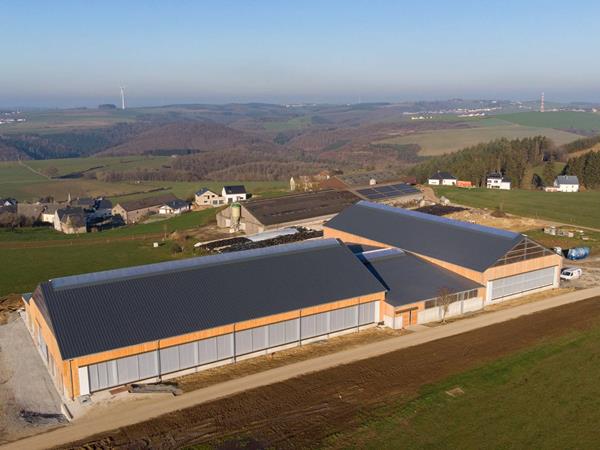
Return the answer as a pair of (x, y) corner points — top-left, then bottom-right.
(119, 86), (126, 110)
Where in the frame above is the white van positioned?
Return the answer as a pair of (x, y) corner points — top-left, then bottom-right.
(560, 267), (583, 280)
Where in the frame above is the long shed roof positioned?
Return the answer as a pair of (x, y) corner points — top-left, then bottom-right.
(325, 201), (524, 272)
(358, 248), (482, 307)
(33, 239), (385, 360)
(243, 189), (360, 226)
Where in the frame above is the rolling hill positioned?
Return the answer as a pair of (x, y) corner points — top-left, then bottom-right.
(99, 122), (279, 156)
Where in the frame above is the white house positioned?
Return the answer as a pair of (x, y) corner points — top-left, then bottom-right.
(222, 185), (248, 203)
(428, 171), (457, 186)
(158, 199), (191, 215)
(554, 175), (579, 192)
(195, 188), (224, 207)
(486, 173), (511, 190)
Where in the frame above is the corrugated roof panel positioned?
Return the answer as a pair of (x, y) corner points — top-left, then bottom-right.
(38, 239), (386, 360)
(326, 201), (523, 271)
(359, 250), (482, 307)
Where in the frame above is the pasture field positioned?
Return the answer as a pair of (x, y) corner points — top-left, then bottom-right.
(0, 208), (220, 295)
(0, 239), (184, 296)
(377, 124), (581, 156)
(497, 111), (600, 132)
(0, 157), (288, 201)
(325, 313), (600, 449)
(263, 115), (312, 132)
(0, 208), (218, 242)
(25, 156), (171, 176)
(0, 109), (138, 134)
(434, 187), (600, 229)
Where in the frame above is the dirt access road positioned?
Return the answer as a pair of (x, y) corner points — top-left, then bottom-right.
(4, 287), (600, 450)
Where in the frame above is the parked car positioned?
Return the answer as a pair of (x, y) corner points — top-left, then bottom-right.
(560, 267), (583, 280)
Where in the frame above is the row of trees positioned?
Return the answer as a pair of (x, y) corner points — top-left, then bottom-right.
(411, 136), (556, 188)
(564, 151), (600, 189)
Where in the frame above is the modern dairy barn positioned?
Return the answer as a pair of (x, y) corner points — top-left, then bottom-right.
(324, 201), (562, 324)
(23, 239), (385, 399)
(23, 201), (562, 400)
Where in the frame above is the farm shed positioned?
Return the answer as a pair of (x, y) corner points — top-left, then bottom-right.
(324, 201), (562, 305)
(23, 239), (385, 399)
(356, 247), (482, 328)
(112, 193), (179, 224)
(216, 189), (360, 234)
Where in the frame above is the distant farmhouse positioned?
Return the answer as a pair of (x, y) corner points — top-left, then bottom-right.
(54, 207), (87, 234)
(222, 185), (248, 203)
(195, 188), (223, 208)
(486, 173), (511, 190)
(194, 185), (249, 208)
(112, 193), (179, 224)
(554, 175), (579, 192)
(428, 171), (457, 186)
(159, 199), (191, 215)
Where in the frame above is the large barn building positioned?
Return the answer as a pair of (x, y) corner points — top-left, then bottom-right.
(23, 239), (385, 399)
(216, 189), (360, 234)
(324, 201), (562, 313)
(23, 201), (561, 400)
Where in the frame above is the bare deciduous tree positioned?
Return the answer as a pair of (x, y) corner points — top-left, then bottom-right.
(437, 287), (453, 324)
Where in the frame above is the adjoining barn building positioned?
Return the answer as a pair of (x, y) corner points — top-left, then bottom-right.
(112, 193), (179, 224)
(23, 239), (385, 399)
(216, 189), (360, 234)
(324, 201), (562, 311)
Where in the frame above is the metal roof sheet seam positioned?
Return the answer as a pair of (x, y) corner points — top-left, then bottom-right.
(355, 201), (519, 240)
(51, 238), (341, 291)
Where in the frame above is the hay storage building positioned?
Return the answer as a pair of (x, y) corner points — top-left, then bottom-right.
(216, 189), (360, 234)
(23, 239), (385, 399)
(324, 201), (562, 327)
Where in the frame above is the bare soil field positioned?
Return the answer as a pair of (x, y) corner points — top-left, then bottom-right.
(62, 296), (600, 450)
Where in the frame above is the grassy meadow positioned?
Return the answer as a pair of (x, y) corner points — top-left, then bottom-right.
(377, 124), (581, 156)
(434, 186), (600, 229)
(0, 208), (220, 295)
(0, 158), (287, 201)
(497, 111), (600, 132)
(324, 317), (600, 449)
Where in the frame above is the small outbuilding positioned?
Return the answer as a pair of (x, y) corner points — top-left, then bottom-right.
(159, 199), (191, 215)
(428, 171), (457, 186)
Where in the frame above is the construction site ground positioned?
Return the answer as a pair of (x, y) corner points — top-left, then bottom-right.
(53, 291), (600, 450)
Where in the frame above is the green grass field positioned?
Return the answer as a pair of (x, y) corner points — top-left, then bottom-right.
(324, 318), (600, 449)
(25, 156), (171, 176)
(0, 157), (288, 201)
(376, 125), (581, 156)
(263, 115), (312, 132)
(434, 187), (600, 229)
(0, 208), (219, 295)
(497, 111), (600, 132)
(0, 239), (187, 296)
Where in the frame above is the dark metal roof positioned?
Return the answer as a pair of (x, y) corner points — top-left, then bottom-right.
(116, 193), (179, 212)
(355, 183), (421, 201)
(223, 185), (246, 195)
(429, 171), (456, 180)
(195, 187), (217, 196)
(337, 171), (400, 187)
(34, 239), (385, 360)
(325, 201), (524, 272)
(556, 175), (579, 185)
(243, 189), (360, 226)
(358, 248), (481, 307)
(163, 199), (189, 209)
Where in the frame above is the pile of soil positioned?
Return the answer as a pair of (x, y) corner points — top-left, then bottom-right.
(0, 295), (22, 325)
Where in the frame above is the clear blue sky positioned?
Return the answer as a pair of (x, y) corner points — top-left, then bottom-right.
(2, 0), (599, 107)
